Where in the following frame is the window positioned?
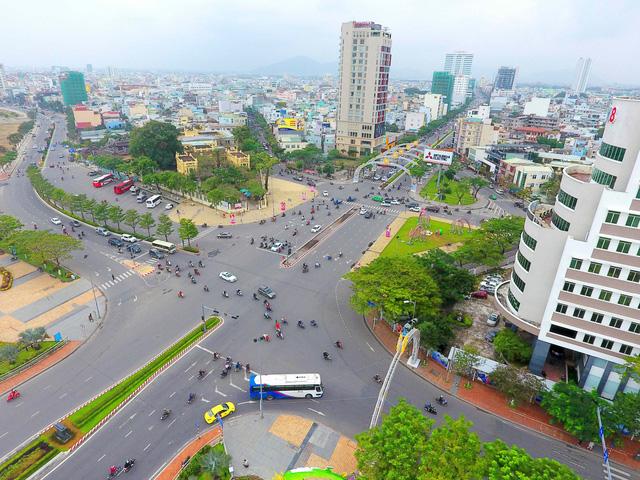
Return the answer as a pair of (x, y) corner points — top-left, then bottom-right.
(588, 262), (602, 274)
(599, 290), (612, 301)
(549, 324), (577, 339)
(605, 211), (621, 224)
(508, 289), (520, 312)
(617, 241), (631, 254)
(629, 322), (640, 334)
(618, 295), (632, 306)
(570, 258), (583, 270)
(591, 312), (604, 323)
(601, 339), (614, 350)
(620, 344), (633, 355)
(551, 212), (570, 231)
(610, 317), (623, 328)
(591, 168), (617, 188)
(637, 186), (640, 199)
(626, 214), (640, 228)
(580, 285), (593, 296)
(597, 237), (611, 250)
(557, 189), (578, 209)
(629, 270), (640, 283)
(517, 252), (531, 271)
(583, 334), (596, 345)
(512, 271), (526, 292)
(563, 281), (576, 292)
(556, 303), (568, 314)
(573, 308), (586, 319)
(607, 266), (621, 278)
(599, 142), (626, 162)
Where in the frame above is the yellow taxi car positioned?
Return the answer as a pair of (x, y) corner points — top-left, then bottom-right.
(204, 402), (236, 423)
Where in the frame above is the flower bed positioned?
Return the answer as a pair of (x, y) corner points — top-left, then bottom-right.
(0, 267), (13, 291)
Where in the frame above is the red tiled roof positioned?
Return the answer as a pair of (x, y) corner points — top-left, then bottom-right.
(75, 122), (92, 129)
(515, 127), (548, 133)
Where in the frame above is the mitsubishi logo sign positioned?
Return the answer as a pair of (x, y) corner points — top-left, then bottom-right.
(423, 148), (453, 166)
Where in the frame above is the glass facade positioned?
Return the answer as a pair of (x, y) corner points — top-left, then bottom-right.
(591, 168), (617, 188)
(522, 231), (537, 250)
(599, 142), (626, 162)
(551, 212), (570, 231)
(557, 189), (578, 209)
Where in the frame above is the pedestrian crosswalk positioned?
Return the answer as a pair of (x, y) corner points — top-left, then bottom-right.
(100, 270), (136, 289)
(602, 464), (632, 480)
(344, 201), (404, 215)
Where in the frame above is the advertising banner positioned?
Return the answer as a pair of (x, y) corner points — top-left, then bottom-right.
(423, 148), (453, 166)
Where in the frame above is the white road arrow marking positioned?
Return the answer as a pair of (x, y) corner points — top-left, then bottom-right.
(237, 401), (257, 405)
(134, 295), (137, 302)
(200, 396), (211, 403)
(307, 408), (325, 416)
(196, 344), (214, 354)
(214, 387), (228, 398)
(229, 381), (247, 392)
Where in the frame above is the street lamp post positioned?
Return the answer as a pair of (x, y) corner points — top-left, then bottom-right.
(84, 255), (102, 319)
(253, 336), (264, 419)
(395, 235), (400, 255)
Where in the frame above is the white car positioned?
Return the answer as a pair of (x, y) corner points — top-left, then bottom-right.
(51, 217), (62, 225)
(390, 200), (400, 205)
(311, 225), (322, 233)
(409, 206), (421, 212)
(96, 228), (111, 236)
(219, 271), (237, 283)
(323, 190), (329, 197)
(359, 207), (367, 215)
(121, 234), (137, 243)
(381, 201), (391, 207)
(271, 242), (284, 252)
(165, 203), (174, 210)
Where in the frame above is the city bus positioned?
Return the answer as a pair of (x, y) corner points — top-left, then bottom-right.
(146, 194), (162, 208)
(249, 373), (323, 400)
(113, 178), (134, 194)
(151, 240), (176, 254)
(92, 173), (115, 187)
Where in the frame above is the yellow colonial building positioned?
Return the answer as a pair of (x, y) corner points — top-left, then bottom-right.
(176, 153), (198, 175)
(226, 149), (251, 168)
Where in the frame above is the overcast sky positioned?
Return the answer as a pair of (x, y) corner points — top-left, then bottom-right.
(2, 0), (638, 84)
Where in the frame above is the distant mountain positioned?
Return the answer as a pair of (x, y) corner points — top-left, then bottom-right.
(249, 56), (337, 76)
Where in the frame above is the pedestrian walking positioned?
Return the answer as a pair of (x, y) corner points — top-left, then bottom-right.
(577, 438), (583, 447)
(111, 274), (115, 281)
(243, 459), (249, 468)
(587, 441), (595, 451)
(88, 313), (93, 322)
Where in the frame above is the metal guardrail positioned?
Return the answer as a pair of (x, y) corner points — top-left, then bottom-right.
(0, 337), (69, 385)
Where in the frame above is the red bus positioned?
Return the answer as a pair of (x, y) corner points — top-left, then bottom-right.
(92, 173), (115, 187)
(113, 179), (134, 194)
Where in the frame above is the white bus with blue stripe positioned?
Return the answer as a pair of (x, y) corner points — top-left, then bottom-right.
(249, 373), (323, 400)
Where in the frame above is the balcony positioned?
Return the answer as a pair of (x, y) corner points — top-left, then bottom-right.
(494, 281), (541, 335)
(564, 164), (593, 183)
(526, 200), (555, 229)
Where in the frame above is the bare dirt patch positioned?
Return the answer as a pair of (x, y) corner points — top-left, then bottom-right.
(450, 298), (501, 359)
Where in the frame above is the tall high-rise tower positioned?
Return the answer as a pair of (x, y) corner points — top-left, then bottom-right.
(86, 64), (93, 73)
(444, 51), (473, 76)
(336, 21), (392, 157)
(107, 66), (119, 79)
(494, 66), (518, 90)
(571, 57), (592, 94)
(59, 71), (88, 106)
(0, 64), (7, 96)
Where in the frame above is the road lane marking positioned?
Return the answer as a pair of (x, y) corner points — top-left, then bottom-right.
(144, 443), (151, 451)
(365, 342), (374, 352)
(167, 418), (177, 428)
(185, 361), (197, 373)
(307, 408), (325, 416)
(214, 387), (228, 397)
(196, 344), (214, 354)
(201, 396), (211, 403)
(44, 385), (51, 390)
(31, 411), (40, 417)
(237, 401), (256, 405)
(59, 393), (67, 399)
(15, 401), (23, 407)
(149, 409), (156, 416)
(84, 376), (92, 382)
(98, 454), (106, 461)
(170, 391), (176, 398)
(125, 430), (132, 438)
(150, 462), (167, 480)
(0, 432), (7, 439)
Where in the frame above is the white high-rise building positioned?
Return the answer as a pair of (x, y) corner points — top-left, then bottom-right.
(336, 21), (392, 157)
(496, 97), (640, 397)
(107, 65), (119, 79)
(423, 93), (444, 121)
(0, 64), (7, 95)
(571, 57), (592, 94)
(444, 51), (473, 76)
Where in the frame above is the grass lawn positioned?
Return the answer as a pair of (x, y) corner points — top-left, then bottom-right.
(0, 341), (57, 376)
(419, 175), (476, 205)
(380, 217), (474, 257)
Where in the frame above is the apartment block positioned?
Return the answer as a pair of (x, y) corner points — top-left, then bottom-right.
(496, 97), (640, 397)
(336, 21), (392, 157)
(455, 117), (498, 156)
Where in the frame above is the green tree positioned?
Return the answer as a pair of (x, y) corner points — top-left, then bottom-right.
(453, 240), (504, 268)
(0, 344), (19, 365)
(344, 256), (442, 322)
(422, 415), (483, 479)
(0, 215), (24, 240)
(541, 382), (617, 441)
(199, 448), (231, 478)
(178, 218), (198, 247)
(94, 203), (109, 226)
(322, 163), (335, 176)
(612, 392), (640, 439)
(156, 214), (174, 241)
(469, 177), (489, 199)
(493, 328), (533, 363)
(254, 152), (278, 191)
(409, 164), (428, 181)
(123, 209), (141, 234)
(108, 205), (125, 230)
(387, 123), (399, 132)
(355, 398), (433, 480)
(489, 364), (547, 405)
(22, 231), (83, 267)
(539, 172), (561, 202)
(453, 178), (471, 205)
(129, 120), (183, 170)
(82, 198), (97, 222)
(7, 133), (23, 147)
(417, 249), (475, 307)
(417, 315), (455, 350)
(18, 327), (50, 350)
(453, 345), (481, 378)
(139, 213), (156, 237)
(127, 156), (158, 176)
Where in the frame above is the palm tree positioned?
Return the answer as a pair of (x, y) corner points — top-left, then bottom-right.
(199, 449), (231, 478)
(0, 344), (19, 364)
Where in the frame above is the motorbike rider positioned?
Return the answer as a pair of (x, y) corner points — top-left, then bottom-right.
(298, 320), (304, 327)
(374, 374), (381, 382)
(323, 351), (329, 359)
(110, 465), (117, 475)
(245, 363), (250, 372)
(189, 393), (195, 402)
(335, 340), (342, 348)
(253, 293), (258, 300)
(236, 288), (241, 295)
(178, 291), (184, 298)
(124, 459), (133, 470)
(163, 408), (170, 416)
(223, 290), (228, 297)
(204, 285), (209, 292)
(199, 370), (206, 377)
(198, 260), (204, 267)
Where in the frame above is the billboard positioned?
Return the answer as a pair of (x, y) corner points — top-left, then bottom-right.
(423, 148), (453, 166)
(276, 118), (304, 131)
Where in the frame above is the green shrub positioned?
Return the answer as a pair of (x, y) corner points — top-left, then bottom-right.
(493, 329), (533, 363)
(183, 246), (199, 253)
